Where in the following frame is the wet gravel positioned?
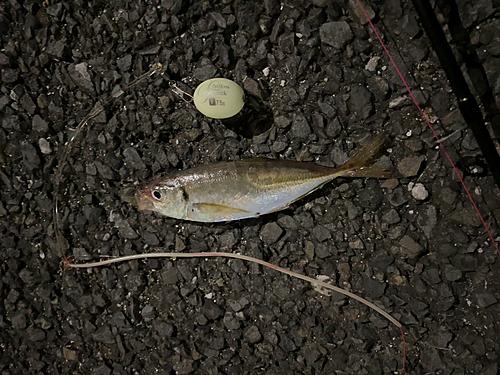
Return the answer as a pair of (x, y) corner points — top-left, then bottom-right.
(1, 0), (500, 374)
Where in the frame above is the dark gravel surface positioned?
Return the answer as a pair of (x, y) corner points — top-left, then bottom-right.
(1, 0), (500, 374)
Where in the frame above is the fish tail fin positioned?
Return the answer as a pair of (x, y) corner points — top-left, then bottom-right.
(337, 132), (392, 178)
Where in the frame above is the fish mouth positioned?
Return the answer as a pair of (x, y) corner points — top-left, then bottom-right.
(135, 188), (155, 212)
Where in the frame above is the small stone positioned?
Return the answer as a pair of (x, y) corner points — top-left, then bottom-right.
(272, 141), (287, 153)
(193, 58), (217, 81)
(399, 235), (424, 258)
(211, 12), (226, 28)
(313, 225), (331, 242)
(32, 114), (48, 133)
(365, 56), (380, 71)
(349, 237), (364, 249)
(63, 347), (77, 361)
(371, 255), (394, 270)
(348, 86), (374, 119)
(275, 115), (292, 128)
(382, 209), (400, 224)
(319, 21), (353, 49)
(244, 325), (262, 344)
(389, 96), (411, 109)
(290, 114), (311, 139)
(348, 0), (375, 25)
(475, 293), (497, 308)
(304, 241), (315, 260)
(389, 187), (408, 206)
(323, 119), (340, 140)
(68, 62), (95, 94)
(141, 305), (155, 321)
(1, 68), (19, 83)
(123, 147), (146, 170)
(20, 94), (36, 115)
(422, 267), (441, 284)
(38, 138), (52, 154)
(411, 183), (429, 200)
(117, 54), (132, 71)
(260, 222), (283, 245)
(442, 264), (462, 282)
(201, 299), (223, 320)
(92, 325), (115, 345)
(417, 205), (437, 237)
(381, 178), (399, 190)
(398, 156), (425, 177)
(173, 359), (194, 375)
(318, 101), (336, 118)
(11, 311), (27, 329)
(110, 212), (138, 239)
(22, 143), (40, 171)
(244, 77), (263, 99)
(223, 312), (240, 330)
(362, 278), (386, 298)
(144, 231), (159, 246)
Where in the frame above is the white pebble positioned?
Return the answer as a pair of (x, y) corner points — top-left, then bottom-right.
(411, 183), (428, 200)
(38, 138), (52, 154)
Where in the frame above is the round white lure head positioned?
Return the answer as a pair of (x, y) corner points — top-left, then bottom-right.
(193, 78), (245, 119)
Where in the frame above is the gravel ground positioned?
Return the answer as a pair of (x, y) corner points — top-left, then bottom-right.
(1, 0), (500, 374)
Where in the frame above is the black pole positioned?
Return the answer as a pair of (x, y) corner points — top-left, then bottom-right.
(411, 0), (500, 189)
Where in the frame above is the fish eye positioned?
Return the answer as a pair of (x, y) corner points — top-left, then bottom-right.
(152, 190), (162, 200)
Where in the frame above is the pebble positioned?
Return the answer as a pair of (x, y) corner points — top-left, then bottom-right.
(22, 142), (40, 171)
(399, 235), (424, 258)
(68, 62), (95, 94)
(416, 204), (437, 237)
(260, 222), (283, 245)
(32, 114), (48, 133)
(116, 54), (132, 71)
(475, 293), (498, 308)
(275, 115), (292, 129)
(319, 21), (353, 49)
(398, 156), (425, 177)
(318, 101), (336, 118)
(193, 58), (217, 81)
(123, 147), (146, 170)
(382, 209), (401, 224)
(290, 114), (311, 139)
(244, 325), (262, 344)
(442, 264), (462, 282)
(1, 68), (19, 83)
(410, 182), (429, 200)
(325, 118), (342, 138)
(312, 225), (331, 242)
(348, 86), (374, 119)
(38, 138), (52, 154)
(201, 299), (223, 321)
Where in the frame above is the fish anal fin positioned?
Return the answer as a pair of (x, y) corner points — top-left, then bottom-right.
(192, 203), (251, 215)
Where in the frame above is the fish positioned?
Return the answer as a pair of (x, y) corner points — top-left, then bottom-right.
(135, 132), (391, 222)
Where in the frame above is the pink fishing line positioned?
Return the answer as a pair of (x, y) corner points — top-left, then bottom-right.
(356, 1), (500, 373)
(355, 0), (499, 257)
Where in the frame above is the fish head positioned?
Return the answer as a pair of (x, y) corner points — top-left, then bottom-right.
(135, 177), (188, 219)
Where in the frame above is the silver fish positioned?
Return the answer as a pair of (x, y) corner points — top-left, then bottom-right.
(136, 133), (390, 222)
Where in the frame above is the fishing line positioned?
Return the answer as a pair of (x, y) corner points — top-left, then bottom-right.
(356, 0), (499, 257)
(64, 251), (402, 328)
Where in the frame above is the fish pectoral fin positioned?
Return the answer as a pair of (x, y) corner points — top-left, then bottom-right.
(192, 203), (251, 215)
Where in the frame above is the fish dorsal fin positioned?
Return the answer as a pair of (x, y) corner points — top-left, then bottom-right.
(192, 203), (251, 215)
